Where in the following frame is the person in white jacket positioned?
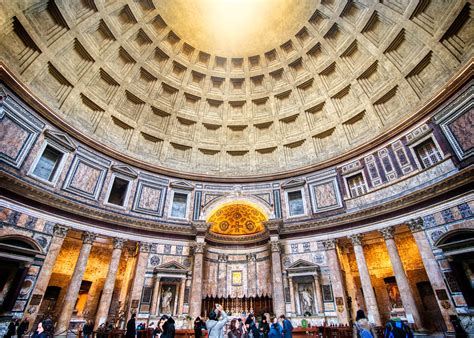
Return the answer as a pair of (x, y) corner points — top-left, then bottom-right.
(206, 304), (229, 338)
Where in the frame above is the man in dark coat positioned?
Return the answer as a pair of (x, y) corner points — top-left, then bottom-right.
(126, 313), (136, 338)
(279, 315), (293, 338)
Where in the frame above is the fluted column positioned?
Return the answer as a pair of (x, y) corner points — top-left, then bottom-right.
(321, 239), (349, 324)
(247, 253), (257, 297)
(270, 240), (285, 316)
(189, 242), (205, 318)
(55, 231), (96, 336)
(150, 274), (161, 315)
(94, 238), (126, 329)
(26, 224), (69, 329)
(350, 234), (381, 326)
(408, 218), (455, 332)
(127, 242), (151, 319)
(313, 273), (324, 315)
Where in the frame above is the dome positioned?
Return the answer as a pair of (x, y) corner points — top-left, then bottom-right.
(0, 0), (470, 180)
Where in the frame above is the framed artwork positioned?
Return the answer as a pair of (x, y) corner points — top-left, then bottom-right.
(232, 271), (242, 286)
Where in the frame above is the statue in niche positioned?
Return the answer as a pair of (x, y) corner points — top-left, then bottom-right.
(300, 287), (313, 313)
(161, 287), (173, 314)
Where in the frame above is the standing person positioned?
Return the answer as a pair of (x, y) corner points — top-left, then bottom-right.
(353, 310), (373, 338)
(268, 318), (282, 338)
(228, 318), (243, 338)
(206, 304), (228, 338)
(194, 316), (205, 338)
(5, 319), (18, 338)
(245, 314), (259, 338)
(82, 320), (94, 338)
(126, 313), (136, 338)
(279, 315), (293, 338)
(260, 315), (270, 338)
(161, 315), (176, 338)
(32, 319), (54, 338)
(383, 312), (413, 338)
(17, 318), (29, 338)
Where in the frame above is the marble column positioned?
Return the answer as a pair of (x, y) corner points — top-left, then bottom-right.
(380, 227), (423, 328)
(247, 253), (257, 297)
(150, 274), (161, 315)
(408, 218), (455, 332)
(127, 242), (151, 319)
(189, 242), (205, 318)
(178, 278), (186, 314)
(94, 238), (126, 329)
(321, 239), (349, 324)
(270, 240), (285, 316)
(313, 273), (324, 315)
(55, 231), (96, 336)
(26, 224), (69, 329)
(217, 254), (228, 297)
(350, 234), (382, 326)
(288, 276), (296, 315)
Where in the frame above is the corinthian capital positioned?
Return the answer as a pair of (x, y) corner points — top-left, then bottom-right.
(379, 226), (395, 240)
(194, 242), (206, 254)
(408, 217), (424, 233)
(270, 240), (281, 253)
(53, 224), (69, 238)
(349, 234), (363, 246)
(112, 237), (126, 249)
(81, 231), (97, 244)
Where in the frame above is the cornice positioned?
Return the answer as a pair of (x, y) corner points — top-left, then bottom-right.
(1, 60), (472, 183)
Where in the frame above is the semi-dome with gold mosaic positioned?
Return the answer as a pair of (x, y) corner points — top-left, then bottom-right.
(0, 0), (471, 179)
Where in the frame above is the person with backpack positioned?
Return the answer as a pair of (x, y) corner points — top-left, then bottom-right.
(384, 312), (413, 338)
(353, 310), (373, 338)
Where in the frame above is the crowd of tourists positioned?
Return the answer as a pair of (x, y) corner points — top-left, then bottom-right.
(3, 305), (423, 338)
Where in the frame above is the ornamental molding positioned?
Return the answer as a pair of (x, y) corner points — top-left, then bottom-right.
(111, 164), (138, 179)
(44, 129), (77, 152)
(139, 242), (152, 253)
(320, 239), (337, 250)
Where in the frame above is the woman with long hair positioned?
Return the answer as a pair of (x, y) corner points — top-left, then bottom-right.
(228, 318), (243, 338)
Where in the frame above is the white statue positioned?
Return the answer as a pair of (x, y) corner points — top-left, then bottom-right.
(300, 288), (313, 313)
(161, 287), (173, 313)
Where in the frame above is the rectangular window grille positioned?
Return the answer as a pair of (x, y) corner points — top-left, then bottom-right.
(414, 138), (441, 169)
(347, 173), (367, 197)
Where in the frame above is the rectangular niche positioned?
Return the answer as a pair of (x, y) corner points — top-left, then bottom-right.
(105, 175), (131, 208)
(62, 148), (110, 200)
(24, 0), (69, 46)
(197, 148), (220, 169)
(226, 150), (249, 169)
(133, 179), (166, 216)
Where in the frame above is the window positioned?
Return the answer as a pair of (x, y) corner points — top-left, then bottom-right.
(106, 176), (130, 206)
(31, 145), (64, 182)
(414, 138), (442, 169)
(171, 192), (188, 218)
(288, 190), (304, 216)
(347, 173), (367, 198)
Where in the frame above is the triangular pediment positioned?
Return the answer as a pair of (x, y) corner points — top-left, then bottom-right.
(155, 260), (188, 274)
(281, 178), (306, 189)
(287, 259), (319, 270)
(44, 129), (76, 151)
(111, 164), (138, 178)
(170, 180), (194, 190)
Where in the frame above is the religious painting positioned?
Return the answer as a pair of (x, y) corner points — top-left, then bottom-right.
(384, 277), (403, 309)
(322, 284), (333, 302)
(232, 271), (242, 286)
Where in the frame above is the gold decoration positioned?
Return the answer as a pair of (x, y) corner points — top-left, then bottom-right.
(208, 202), (267, 236)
